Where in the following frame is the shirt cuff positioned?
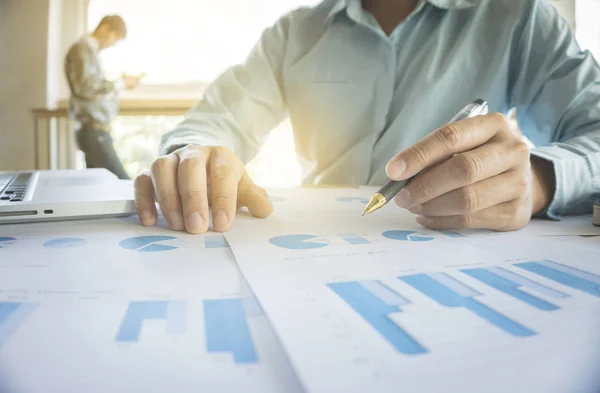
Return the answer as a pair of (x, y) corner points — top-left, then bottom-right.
(530, 145), (597, 220)
(159, 129), (231, 156)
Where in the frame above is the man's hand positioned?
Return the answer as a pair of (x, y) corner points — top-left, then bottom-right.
(386, 113), (555, 232)
(122, 74), (143, 90)
(134, 145), (273, 233)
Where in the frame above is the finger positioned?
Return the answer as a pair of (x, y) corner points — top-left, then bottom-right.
(209, 147), (243, 232)
(395, 138), (530, 208)
(134, 170), (158, 226)
(416, 198), (531, 232)
(176, 147), (210, 234)
(386, 113), (512, 181)
(237, 174), (273, 218)
(151, 154), (184, 231)
(410, 169), (529, 216)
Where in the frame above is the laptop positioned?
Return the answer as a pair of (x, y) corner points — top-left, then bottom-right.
(0, 169), (136, 224)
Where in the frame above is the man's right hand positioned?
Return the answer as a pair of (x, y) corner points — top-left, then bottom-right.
(134, 145), (273, 234)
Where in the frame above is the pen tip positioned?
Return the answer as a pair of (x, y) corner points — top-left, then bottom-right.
(362, 211), (367, 217)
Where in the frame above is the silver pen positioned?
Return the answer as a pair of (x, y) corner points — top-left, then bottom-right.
(363, 99), (489, 216)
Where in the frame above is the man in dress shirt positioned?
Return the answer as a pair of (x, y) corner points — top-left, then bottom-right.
(133, 0), (600, 234)
(65, 15), (141, 179)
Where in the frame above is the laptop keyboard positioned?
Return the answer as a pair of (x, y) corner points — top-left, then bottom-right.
(0, 173), (31, 202)
(0, 174), (15, 194)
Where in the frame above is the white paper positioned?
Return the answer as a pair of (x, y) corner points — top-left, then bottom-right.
(0, 217), (302, 393)
(544, 235), (600, 254)
(225, 188), (600, 393)
(266, 187), (600, 236)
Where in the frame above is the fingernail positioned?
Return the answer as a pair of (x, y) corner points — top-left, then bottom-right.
(140, 210), (152, 225)
(408, 205), (420, 214)
(187, 213), (205, 233)
(395, 189), (412, 208)
(415, 214), (428, 225)
(386, 159), (407, 180)
(213, 210), (229, 231)
(169, 211), (185, 231)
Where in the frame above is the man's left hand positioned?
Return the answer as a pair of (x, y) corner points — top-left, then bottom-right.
(386, 113), (555, 232)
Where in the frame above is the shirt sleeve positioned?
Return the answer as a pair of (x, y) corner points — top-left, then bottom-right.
(509, 0), (600, 219)
(159, 13), (292, 162)
(65, 44), (117, 100)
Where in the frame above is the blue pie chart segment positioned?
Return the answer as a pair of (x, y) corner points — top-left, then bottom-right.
(0, 237), (17, 248)
(269, 235), (328, 250)
(409, 236), (434, 242)
(43, 238), (87, 248)
(383, 230), (434, 242)
(119, 236), (178, 252)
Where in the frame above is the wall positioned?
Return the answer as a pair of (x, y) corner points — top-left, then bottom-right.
(0, 0), (86, 171)
(0, 0), (581, 172)
(575, 0), (600, 59)
(549, 0), (576, 29)
(0, 0), (51, 171)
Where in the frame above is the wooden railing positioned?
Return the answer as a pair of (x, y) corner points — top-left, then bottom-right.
(31, 101), (194, 170)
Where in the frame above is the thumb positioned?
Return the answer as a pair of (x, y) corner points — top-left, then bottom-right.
(237, 174), (273, 218)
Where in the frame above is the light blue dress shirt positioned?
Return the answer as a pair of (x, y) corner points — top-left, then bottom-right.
(161, 0), (600, 218)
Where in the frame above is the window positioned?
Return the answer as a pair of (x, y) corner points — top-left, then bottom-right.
(88, 0), (320, 186)
(575, 0), (600, 60)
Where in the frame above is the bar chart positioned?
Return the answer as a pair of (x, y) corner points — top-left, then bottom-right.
(115, 300), (187, 342)
(400, 273), (536, 337)
(461, 267), (568, 310)
(328, 260), (600, 356)
(204, 235), (230, 249)
(204, 298), (260, 364)
(0, 302), (39, 349)
(328, 281), (427, 355)
(516, 260), (600, 297)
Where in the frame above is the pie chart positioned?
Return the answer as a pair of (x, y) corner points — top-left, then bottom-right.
(119, 236), (178, 252)
(43, 238), (87, 248)
(0, 237), (16, 248)
(382, 230), (434, 242)
(269, 235), (328, 250)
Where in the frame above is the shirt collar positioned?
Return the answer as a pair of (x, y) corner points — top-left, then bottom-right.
(85, 35), (100, 51)
(325, 0), (477, 25)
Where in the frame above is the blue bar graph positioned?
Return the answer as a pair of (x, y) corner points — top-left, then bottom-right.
(339, 234), (371, 245)
(0, 302), (38, 348)
(328, 281), (427, 355)
(204, 299), (258, 363)
(461, 267), (568, 311)
(400, 273), (535, 337)
(204, 236), (230, 249)
(438, 230), (467, 239)
(516, 260), (600, 298)
(116, 301), (186, 342)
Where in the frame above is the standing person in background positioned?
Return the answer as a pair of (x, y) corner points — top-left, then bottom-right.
(65, 15), (143, 180)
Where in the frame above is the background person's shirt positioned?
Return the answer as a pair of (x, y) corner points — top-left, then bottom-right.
(160, 0), (600, 219)
(65, 36), (119, 129)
